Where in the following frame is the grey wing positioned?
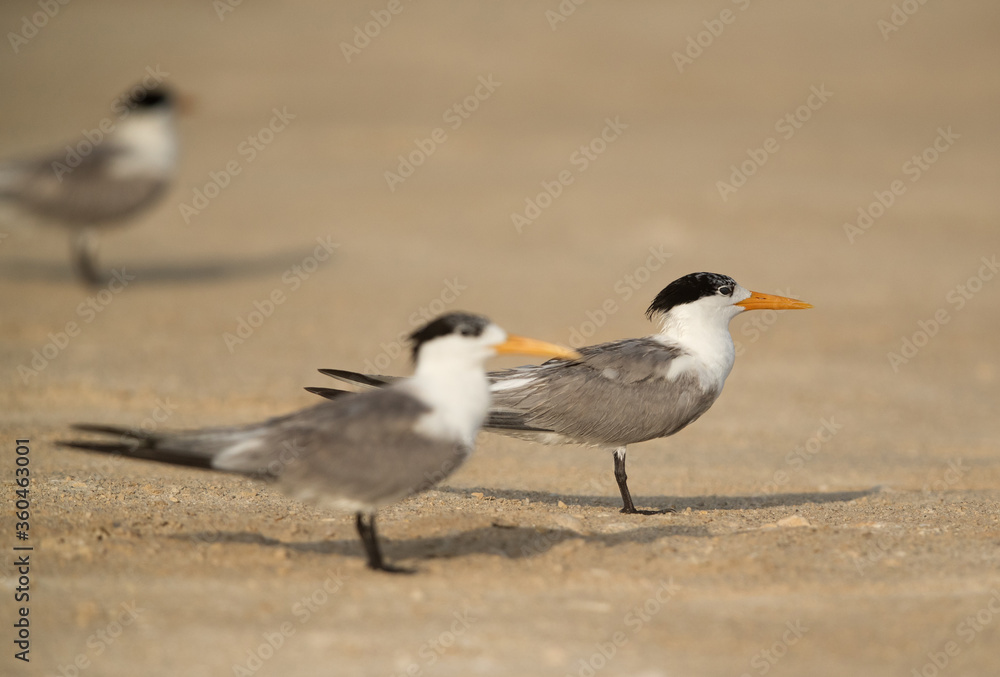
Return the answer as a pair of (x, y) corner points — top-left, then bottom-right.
(317, 369), (401, 391)
(64, 391), (469, 510)
(0, 145), (167, 224)
(306, 369), (401, 403)
(487, 338), (720, 446)
(303, 386), (353, 400)
(272, 391), (469, 509)
(61, 416), (299, 474)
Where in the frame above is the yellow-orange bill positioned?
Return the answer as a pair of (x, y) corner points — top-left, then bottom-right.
(736, 291), (813, 311)
(496, 335), (581, 360)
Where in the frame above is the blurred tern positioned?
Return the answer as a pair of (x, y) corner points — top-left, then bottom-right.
(0, 84), (179, 285)
(310, 273), (812, 514)
(60, 312), (579, 572)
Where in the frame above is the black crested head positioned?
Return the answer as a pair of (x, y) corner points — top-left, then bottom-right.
(409, 312), (491, 360)
(125, 85), (173, 111)
(646, 272), (738, 319)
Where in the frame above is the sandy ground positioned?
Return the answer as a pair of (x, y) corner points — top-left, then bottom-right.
(2, 2), (999, 675)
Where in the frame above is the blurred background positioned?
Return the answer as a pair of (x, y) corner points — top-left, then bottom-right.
(1, 2), (998, 676)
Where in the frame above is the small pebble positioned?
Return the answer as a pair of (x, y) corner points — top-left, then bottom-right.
(777, 515), (811, 528)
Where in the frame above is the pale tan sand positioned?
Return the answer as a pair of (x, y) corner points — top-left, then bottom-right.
(2, 2), (999, 676)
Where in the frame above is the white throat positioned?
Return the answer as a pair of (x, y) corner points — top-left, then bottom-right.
(108, 111), (177, 179)
(651, 298), (742, 389)
(403, 340), (493, 447)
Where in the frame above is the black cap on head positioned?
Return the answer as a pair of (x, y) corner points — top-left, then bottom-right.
(125, 85), (173, 110)
(646, 272), (738, 319)
(408, 312), (491, 360)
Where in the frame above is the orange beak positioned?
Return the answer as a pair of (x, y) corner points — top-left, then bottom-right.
(495, 335), (580, 360)
(736, 291), (813, 311)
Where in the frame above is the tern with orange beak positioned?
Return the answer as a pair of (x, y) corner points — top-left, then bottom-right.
(61, 312), (579, 572)
(310, 273), (812, 514)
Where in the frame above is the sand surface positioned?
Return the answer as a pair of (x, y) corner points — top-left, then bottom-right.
(2, 2), (999, 675)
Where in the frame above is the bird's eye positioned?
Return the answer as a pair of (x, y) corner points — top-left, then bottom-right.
(459, 326), (476, 337)
(718, 285), (733, 296)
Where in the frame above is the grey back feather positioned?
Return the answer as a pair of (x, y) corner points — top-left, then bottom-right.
(268, 392), (469, 508)
(1, 145), (168, 225)
(487, 338), (721, 446)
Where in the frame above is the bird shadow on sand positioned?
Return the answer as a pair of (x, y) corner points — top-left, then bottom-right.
(436, 485), (881, 513)
(174, 521), (711, 565)
(0, 246), (332, 285)
(160, 486), (881, 568)
(168, 487), (878, 565)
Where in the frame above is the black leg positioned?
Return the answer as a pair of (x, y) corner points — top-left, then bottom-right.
(71, 230), (103, 287)
(613, 447), (662, 515)
(354, 512), (413, 574)
(613, 447), (638, 513)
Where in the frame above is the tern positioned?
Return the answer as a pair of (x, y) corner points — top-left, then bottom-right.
(60, 312), (579, 572)
(309, 273), (812, 514)
(0, 84), (179, 286)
